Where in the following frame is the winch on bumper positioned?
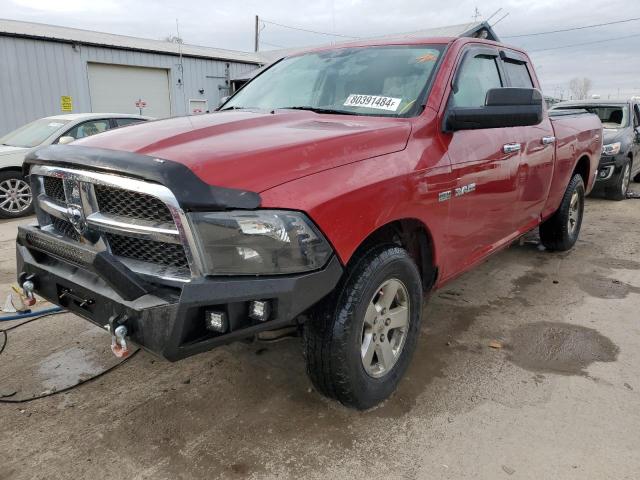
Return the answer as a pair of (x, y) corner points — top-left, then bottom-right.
(17, 225), (343, 361)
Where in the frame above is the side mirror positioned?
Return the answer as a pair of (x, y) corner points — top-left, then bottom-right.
(58, 136), (75, 145)
(445, 87), (544, 132)
(217, 96), (230, 108)
(635, 127), (640, 142)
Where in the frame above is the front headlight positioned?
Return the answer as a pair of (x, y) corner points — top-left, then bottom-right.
(189, 210), (333, 275)
(602, 142), (621, 156)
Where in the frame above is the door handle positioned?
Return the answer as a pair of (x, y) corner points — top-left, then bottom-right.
(503, 143), (521, 154)
(541, 136), (556, 145)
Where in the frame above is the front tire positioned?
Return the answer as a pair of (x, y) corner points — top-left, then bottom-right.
(540, 173), (585, 251)
(303, 246), (423, 410)
(0, 171), (33, 219)
(605, 160), (631, 201)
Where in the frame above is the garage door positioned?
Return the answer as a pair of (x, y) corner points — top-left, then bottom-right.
(88, 63), (171, 118)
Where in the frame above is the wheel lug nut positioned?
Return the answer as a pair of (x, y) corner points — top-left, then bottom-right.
(380, 334), (385, 342)
(385, 318), (390, 326)
(373, 334), (377, 341)
(373, 318), (377, 325)
(381, 308), (387, 315)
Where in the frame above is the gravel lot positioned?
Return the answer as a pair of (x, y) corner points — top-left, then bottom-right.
(1, 186), (640, 480)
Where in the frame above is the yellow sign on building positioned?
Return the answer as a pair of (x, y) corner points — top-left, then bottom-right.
(60, 96), (73, 112)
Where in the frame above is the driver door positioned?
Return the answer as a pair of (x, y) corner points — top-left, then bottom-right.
(439, 47), (521, 279)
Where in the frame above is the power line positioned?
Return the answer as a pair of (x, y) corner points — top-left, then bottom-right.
(504, 16), (640, 38)
(529, 32), (640, 52)
(260, 18), (360, 39)
(260, 40), (289, 49)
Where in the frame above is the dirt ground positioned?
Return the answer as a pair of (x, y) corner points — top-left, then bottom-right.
(1, 186), (640, 480)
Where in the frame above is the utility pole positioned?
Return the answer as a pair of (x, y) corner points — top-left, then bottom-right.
(254, 15), (259, 52)
(472, 7), (482, 22)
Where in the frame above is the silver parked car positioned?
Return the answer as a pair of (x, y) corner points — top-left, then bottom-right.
(0, 113), (149, 218)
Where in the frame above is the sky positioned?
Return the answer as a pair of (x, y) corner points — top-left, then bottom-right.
(2, 0), (640, 99)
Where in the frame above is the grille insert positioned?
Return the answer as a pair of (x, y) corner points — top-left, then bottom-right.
(106, 233), (189, 274)
(43, 177), (65, 202)
(51, 217), (80, 241)
(95, 185), (173, 223)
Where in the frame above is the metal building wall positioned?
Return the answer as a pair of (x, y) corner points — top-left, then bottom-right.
(0, 35), (258, 135)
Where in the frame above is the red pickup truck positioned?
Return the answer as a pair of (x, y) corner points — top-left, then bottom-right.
(17, 36), (601, 409)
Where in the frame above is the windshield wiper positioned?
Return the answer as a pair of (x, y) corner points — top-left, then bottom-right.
(282, 106), (359, 116)
(219, 106), (248, 111)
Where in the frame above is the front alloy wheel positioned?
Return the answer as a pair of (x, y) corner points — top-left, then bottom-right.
(304, 245), (423, 410)
(0, 174), (33, 219)
(361, 279), (410, 378)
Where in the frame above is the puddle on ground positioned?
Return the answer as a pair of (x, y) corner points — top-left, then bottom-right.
(507, 321), (618, 376)
(38, 347), (105, 390)
(0, 313), (136, 401)
(575, 273), (640, 299)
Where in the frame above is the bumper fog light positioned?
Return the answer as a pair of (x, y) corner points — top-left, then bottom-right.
(249, 300), (271, 322)
(205, 310), (228, 333)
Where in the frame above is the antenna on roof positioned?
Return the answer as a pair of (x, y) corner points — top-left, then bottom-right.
(176, 18), (187, 114)
(485, 8), (502, 24)
(491, 12), (510, 27)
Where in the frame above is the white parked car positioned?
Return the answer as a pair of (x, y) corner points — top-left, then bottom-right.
(0, 113), (149, 218)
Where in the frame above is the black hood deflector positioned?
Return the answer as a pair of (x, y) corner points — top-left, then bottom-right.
(25, 145), (261, 211)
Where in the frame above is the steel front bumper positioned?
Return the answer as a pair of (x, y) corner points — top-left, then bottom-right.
(17, 225), (343, 361)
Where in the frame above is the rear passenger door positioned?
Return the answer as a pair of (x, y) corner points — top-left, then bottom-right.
(500, 50), (556, 232)
(440, 46), (521, 277)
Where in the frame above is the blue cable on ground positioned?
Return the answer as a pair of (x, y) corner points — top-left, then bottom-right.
(0, 306), (64, 322)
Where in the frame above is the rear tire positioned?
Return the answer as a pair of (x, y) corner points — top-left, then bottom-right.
(605, 160), (630, 201)
(540, 173), (585, 251)
(303, 245), (423, 410)
(0, 171), (33, 219)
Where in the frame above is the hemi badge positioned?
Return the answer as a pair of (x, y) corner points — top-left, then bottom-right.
(438, 191), (452, 202)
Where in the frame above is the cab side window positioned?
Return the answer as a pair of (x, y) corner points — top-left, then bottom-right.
(65, 119), (110, 140)
(503, 60), (534, 88)
(634, 105), (640, 128)
(451, 55), (503, 108)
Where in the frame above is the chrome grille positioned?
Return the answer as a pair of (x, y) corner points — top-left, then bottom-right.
(31, 165), (198, 282)
(95, 184), (173, 223)
(43, 176), (65, 202)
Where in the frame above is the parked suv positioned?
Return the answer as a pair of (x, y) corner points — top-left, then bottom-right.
(551, 99), (640, 200)
(17, 37), (601, 409)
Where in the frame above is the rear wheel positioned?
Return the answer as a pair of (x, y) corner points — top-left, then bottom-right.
(540, 173), (585, 251)
(605, 160), (630, 201)
(303, 245), (423, 410)
(0, 171), (33, 219)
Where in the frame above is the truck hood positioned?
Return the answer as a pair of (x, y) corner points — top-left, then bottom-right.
(76, 110), (412, 192)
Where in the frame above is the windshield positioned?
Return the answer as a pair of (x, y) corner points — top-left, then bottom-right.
(0, 118), (70, 148)
(224, 45), (445, 117)
(556, 104), (629, 129)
